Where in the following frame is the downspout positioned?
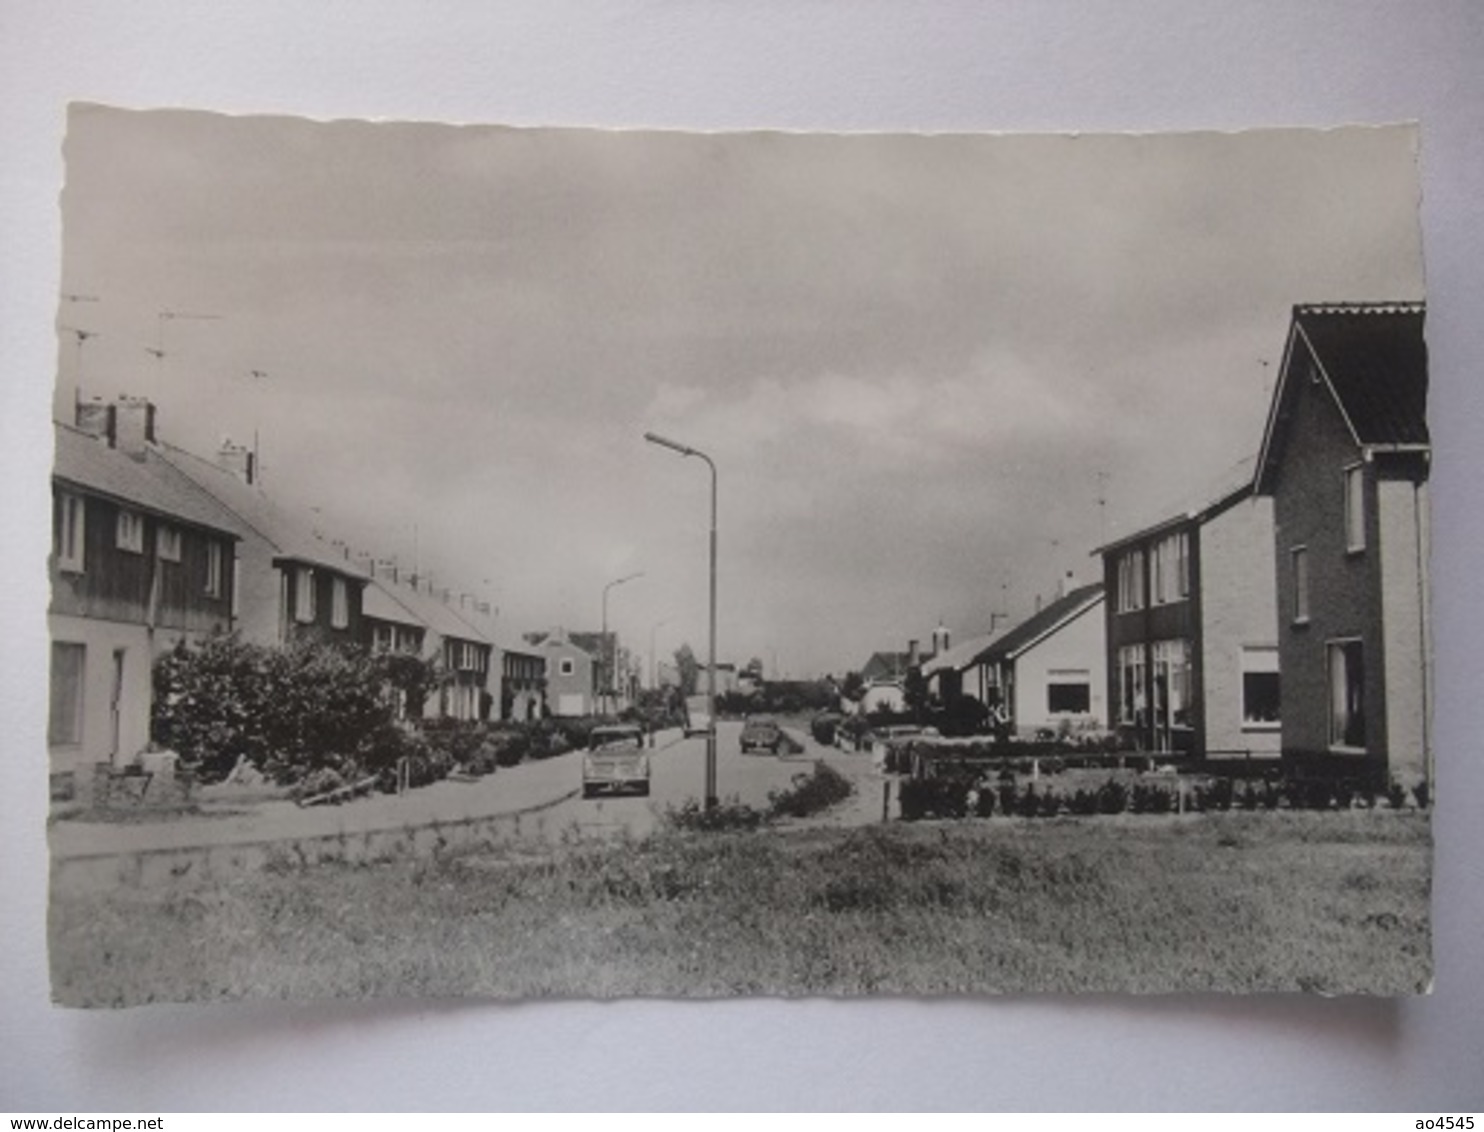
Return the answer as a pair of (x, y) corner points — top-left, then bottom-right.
(1416, 478), (1433, 795)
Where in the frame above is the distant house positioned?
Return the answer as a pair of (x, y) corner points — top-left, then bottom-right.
(858, 623), (950, 686)
(528, 629), (597, 717)
(1253, 302), (1431, 788)
(921, 627), (1006, 706)
(965, 583), (1107, 739)
(859, 680), (907, 716)
(49, 414), (240, 800)
(1095, 458), (1281, 759)
(360, 571), (493, 722)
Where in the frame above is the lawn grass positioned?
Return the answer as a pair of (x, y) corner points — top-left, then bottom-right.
(49, 810), (1432, 1005)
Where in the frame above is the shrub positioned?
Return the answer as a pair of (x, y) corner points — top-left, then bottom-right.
(1096, 780), (1128, 815)
(1066, 789), (1099, 816)
(1038, 790), (1062, 818)
(1413, 781), (1431, 810)
(153, 633), (397, 786)
(664, 797), (765, 832)
(768, 761), (853, 819)
(1197, 778), (1234, 812)
(898, 777), (971, 821)
(1387, 781), (1409, 810)
(1016, 784), (1042, 818)
(972, 784), (995, 818)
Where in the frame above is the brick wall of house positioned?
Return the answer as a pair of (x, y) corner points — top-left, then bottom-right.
(1270, 355), (1388, 774)
(1199, 495), (1282, 758)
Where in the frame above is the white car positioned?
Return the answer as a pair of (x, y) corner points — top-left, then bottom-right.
(582, 724), (651, 798)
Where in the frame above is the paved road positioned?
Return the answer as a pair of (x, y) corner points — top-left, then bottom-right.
(50, 719), (888, 865)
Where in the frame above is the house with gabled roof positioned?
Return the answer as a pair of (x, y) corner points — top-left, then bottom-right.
(50, 410), (241, 799)
(1094, 455), (1280, 759)
(1253, 302), (1431, 789)
(151, 432), (368, 650)
(964, 583), (1107, 739)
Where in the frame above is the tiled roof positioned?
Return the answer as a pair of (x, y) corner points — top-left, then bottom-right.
(154, 442), (368, 578)
(922, 629), (1005, 676)
(972, 582), (1104, 666)
(52, 424), (241, 538)
(367, 577), (490, 644)
(1293, 303), (1429, 446)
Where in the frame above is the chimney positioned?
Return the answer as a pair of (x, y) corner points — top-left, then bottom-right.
(112, 395), (156, 459)
(933, 620), (950, 657)
(75, 397), (112, 441)
(216, 437), (256, 485)
(907, 638), (921, 669)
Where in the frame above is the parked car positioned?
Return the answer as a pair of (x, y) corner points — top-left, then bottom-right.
(740, 717), (784, 754)
(582, 724), (651, 798)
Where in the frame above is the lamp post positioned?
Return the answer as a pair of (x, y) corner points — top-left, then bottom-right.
(644, 430), (718, 810)
(601, 571), (644, 716)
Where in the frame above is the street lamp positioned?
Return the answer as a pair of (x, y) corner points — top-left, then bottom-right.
(644, 430), (718, 810)
(601, 571), (643, 715)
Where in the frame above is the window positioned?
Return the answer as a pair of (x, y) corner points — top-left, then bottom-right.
(116, 509), (144, 553)
(1116, 548), (1145, 612)
(295, 567), (316, 623)
(331, 576), (349, 629)
(156, 524), (182, 562)
(1240, 646), (1280, 727)
(1117, 644), (1146, 726)
(1151, 531), (1190, 605)
(1344, 463), (1366, 553)
(559, 657), (575, 677)
(54, 492), (85, 573)
(204, 540), (224, 597)
(1291, 546), (1310, 624)
(48, 642), (86, 746)
(1046, 669), (1091, 714)
(1152, 639), (1192, 732)
(1328, 639), (1366, 750)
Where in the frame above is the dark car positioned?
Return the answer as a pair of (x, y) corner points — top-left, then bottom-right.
(739, 717), (784, 754)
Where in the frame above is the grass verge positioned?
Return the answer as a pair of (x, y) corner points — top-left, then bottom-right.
(49, 810), (1431, 1005)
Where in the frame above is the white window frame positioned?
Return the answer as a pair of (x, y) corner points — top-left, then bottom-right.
(1116, 548), (1145, 613)
(295, 566), (316, 624)
(1117, 644), (1146, 726)
(1046, 669), (1092, 716)
(1239, 645), (1280, 730)
(1326, 637), (1366, 752)
(1151, 531), (1190, 606)
(156, 524), (182, 562)
(1344, 462), (1366, 553)
(116, 509), (145, 554)
(204, 540), (224, 598)
(331, 576), (349, 629)
(1291, 546), (1310, 625)
(55, 491), (86, 573)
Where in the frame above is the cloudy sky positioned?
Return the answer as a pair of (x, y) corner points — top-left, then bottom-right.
(57, 107), (1424, 677)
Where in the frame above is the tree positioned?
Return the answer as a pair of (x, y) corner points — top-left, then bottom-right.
(904, 665), (929, 722)
(841, 670), (865, 702)
(673, 643), (700, 697)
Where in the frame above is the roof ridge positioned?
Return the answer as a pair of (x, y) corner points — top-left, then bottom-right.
(1294, 301), (1425, 316)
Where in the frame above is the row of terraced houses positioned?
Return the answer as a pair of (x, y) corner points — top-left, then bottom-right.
(47, 394), (620, 802)
(873, 303), (1432, 790)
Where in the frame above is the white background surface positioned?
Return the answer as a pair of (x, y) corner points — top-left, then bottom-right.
(2, 2), (1481, 1113)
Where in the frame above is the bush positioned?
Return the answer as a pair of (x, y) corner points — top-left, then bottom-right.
(153, 634), (397, 786)
(972, 784), (996, 818)
(1096, 779), (1129, 815)
(768, 761), (853, 819)
(664, 797), (765, 832)
(1413, 781), (1431, 810)
(898, 777), (971, 821)
(1387, 781), (1409, 810)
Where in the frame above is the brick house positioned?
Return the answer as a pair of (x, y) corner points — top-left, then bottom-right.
(527, 629), (597, 717)
(49, 414), (240, 801)
(1253, 302), (1431, 788)
(1095, 458), (1281, 759)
